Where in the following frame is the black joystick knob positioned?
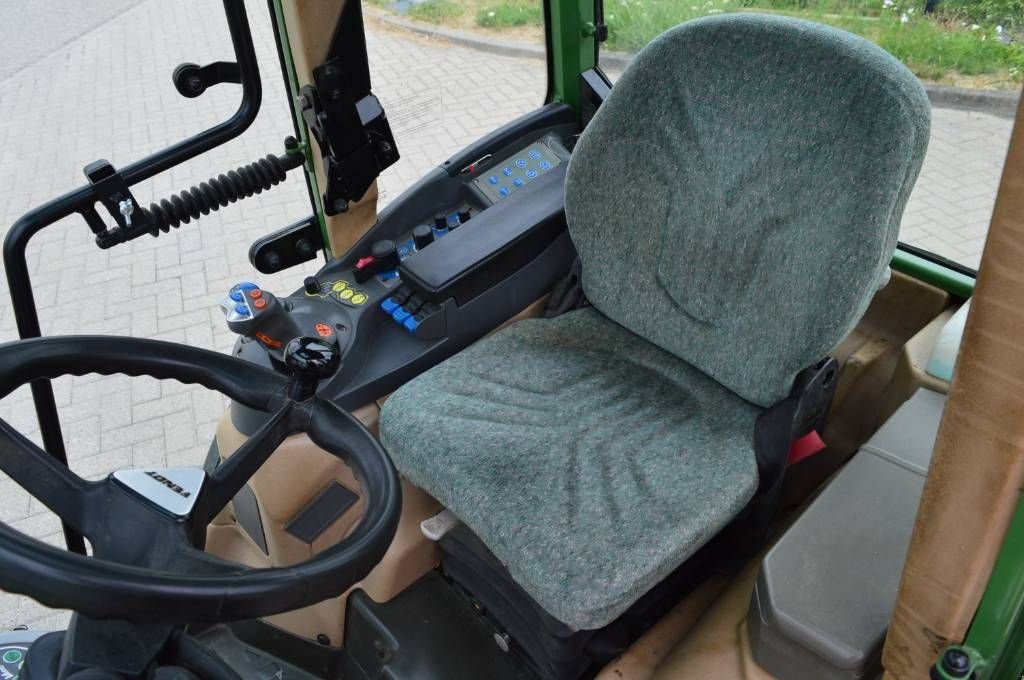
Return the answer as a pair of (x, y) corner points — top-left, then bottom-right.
(304, 276), (321, 295)
(284, 336), (340, 399)
(413, 225), (433, 249)
(371, 239), (400, 270)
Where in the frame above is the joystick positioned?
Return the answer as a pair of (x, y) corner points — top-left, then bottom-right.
(284, 336), (340, 399)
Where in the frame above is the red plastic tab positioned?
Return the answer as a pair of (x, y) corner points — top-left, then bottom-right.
(355, 256), (375, 270)
(787, 431), (826, 465)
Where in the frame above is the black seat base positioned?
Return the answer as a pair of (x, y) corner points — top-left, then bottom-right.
(439, 522), (753, 680)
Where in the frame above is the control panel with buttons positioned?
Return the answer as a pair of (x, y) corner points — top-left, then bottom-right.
(472, 141), (562, 204)
(380, 284), (444, 337)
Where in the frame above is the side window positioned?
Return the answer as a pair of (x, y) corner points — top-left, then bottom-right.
(597, 0), (1022, 271)
(365, 0), (548, 205)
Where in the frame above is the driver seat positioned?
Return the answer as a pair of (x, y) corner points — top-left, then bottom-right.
(380, 11), (929, 666)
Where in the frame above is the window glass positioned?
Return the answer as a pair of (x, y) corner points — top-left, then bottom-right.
(366, 0), (548, 205)
(597, 0), (1022, 270)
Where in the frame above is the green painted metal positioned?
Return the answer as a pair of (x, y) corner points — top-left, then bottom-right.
(890, 248), (975, 299)
(960, 496), (1024, 678)
(270, 0), (331, 252)
(546, 0), (596, 112)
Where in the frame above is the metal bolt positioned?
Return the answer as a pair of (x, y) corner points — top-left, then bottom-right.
(941, 649), (971, 678)
(494, 632), (511, 652)
(118, 199), (134, 227)
(316, 633), (330, 646)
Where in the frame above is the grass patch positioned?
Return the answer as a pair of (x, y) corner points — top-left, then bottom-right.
(600, 0), (1024, 84)
(939, 0), (1023, 31)
(409, 0), (466, 23)
(476, 0), (544, 28)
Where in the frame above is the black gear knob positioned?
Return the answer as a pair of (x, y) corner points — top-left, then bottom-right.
(284, 337), (340, 399)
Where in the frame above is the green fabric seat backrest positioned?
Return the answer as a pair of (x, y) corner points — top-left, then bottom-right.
(564, 14), (931, 407)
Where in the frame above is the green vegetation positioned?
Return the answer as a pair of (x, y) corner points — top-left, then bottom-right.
(940, 0), (1023, 30)
(384, 0), (1023, 86)
(409, 0), (465, 23)
(601, 0), (1023, 84)
(476, 0), (544, 28)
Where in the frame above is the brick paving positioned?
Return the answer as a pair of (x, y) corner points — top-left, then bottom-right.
(0, 0), (1014, 631)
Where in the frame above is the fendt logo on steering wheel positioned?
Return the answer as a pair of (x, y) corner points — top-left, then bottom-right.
(144, 471), (192, 499)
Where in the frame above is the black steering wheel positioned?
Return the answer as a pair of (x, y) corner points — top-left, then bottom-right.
(0, 335), (401, 623)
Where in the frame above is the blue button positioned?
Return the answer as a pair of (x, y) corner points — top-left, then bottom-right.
(488, 175), (499, 185)
(502, 167), (513, 177)
(403, 316), (420, 332)
(381, 297), (401, 314)
(229, 290), (243, 302)
(392, 307), (412, 323)
(540, 160), (552, 170)
(433, 226), (449, 239)
(234, 304), (250, 317)
(513, 178), (524, 187)
(237, 281), (258, 290)
(529, 150), (541, 160)
(515, 159), (527, 168)
(526, 169), (538, 179)
(498, 187), (510, 197)
(397, 243), (412, 260)
(378, 268), (400, 282)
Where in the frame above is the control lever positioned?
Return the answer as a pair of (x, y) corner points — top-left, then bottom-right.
(284, 337), (341, 400)
(353, 239), (400, 283)
(219, 282), (305, 355)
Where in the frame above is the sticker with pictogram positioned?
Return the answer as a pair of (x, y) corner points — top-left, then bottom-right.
(315, 322), (333, 338)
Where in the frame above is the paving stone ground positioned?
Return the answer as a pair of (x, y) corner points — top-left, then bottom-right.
(0, 0), (1014, 631)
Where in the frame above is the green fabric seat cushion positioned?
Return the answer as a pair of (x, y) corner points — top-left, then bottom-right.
(564, 14), (931, 407)
(380, 308), (761, 630)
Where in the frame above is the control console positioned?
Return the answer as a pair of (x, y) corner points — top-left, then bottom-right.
(223, 104), (579, 418)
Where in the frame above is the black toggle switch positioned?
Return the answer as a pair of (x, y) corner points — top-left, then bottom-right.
(413, 224), (433, 249)
(458, 210), (471, 224)
(433, 214), (447, 229)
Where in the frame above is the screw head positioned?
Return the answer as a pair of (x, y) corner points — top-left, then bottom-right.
(942, 649), (971, 677)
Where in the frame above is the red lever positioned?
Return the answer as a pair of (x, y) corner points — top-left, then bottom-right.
(355, 255), (375, 270)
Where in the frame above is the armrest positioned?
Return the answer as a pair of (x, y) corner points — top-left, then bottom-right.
(398, 165), (567, 304)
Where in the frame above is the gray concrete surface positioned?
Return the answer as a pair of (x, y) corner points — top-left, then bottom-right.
(0, 0), (1014, 632)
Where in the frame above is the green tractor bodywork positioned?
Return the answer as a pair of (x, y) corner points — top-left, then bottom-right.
(268, 1), (1022, 675)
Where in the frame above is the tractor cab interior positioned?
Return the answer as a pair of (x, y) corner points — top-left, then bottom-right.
(0, 0), (1020, 679)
